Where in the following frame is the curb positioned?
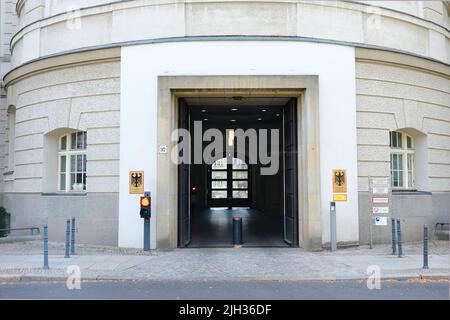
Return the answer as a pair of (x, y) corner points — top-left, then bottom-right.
(0, 274), (130, 283)
(0, 272), (448, 284)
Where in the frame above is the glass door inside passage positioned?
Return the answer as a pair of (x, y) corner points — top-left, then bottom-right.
(209, 157), (250, 208)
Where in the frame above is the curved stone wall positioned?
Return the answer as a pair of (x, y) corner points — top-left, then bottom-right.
(354, 49), (449, 244)
(1, 1), (448, 247)
(9, 0), (450, 70)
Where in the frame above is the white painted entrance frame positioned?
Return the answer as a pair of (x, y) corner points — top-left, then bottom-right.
(119, 41), (359, 250)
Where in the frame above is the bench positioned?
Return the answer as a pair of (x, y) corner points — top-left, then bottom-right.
(0, 227), (41, 243)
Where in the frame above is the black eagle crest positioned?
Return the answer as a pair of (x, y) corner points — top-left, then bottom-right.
(131, 173), (143, 188)
(334, 171), (345, 186)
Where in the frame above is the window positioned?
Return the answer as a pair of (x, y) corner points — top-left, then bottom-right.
(390, 131), (414, 189)
(58, 131), (87, 192)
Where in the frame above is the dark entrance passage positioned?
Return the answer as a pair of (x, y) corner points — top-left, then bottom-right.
(177, 96), (298, 248)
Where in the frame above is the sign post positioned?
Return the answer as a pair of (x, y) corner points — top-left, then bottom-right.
(368, 177), (391, 248)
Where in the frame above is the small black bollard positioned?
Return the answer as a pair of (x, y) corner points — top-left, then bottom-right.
(423, 224), (429, 269)
(43, 224), (49, 269)
(396, 219), (403, 257)
(391, 218), (396, 255)
(232, 217), (243, 247)
(64, 219), (70, 258)
(70, 217), (76, 255)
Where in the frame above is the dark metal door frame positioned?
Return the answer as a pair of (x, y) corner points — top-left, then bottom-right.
(283, 98), (299, 246)
(178, 98), (191, 247)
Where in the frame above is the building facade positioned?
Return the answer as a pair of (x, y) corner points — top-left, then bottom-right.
(0, 0), (448, 250)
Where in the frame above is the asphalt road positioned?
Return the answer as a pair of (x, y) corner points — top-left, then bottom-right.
(0, 279), (448, 300)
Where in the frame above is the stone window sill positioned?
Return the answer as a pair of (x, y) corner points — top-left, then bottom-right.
(392, 190), (432, 195)
(41, 192), (87, 196)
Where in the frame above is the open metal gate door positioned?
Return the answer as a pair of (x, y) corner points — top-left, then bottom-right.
(283, 98), (299, 246)
(178, 98), (191, 247)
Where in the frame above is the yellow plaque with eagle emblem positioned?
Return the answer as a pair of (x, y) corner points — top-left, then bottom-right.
(332, 169), (347, 193)
(129, 171), (144, 194)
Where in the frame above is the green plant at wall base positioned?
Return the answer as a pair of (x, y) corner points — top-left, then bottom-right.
(0, 207), (8, 237)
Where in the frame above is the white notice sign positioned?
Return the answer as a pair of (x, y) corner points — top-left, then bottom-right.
(372, 187), (389, 195)
(372, 207), (389, 214)
(371, 178), (390, 195)
(374, 216), (388, 226)
(373, 197), (389, 204)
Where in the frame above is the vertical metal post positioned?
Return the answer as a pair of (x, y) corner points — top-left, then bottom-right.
(232, 217), (243, 246)
(396, 219), (403, 257)
(65, 219), (70, 258)
(423, 224), (429, 269)
(330, 202), (337, 251)
(143, 191), (151, 251)
(43, 224), (49, 269)
(70, 217), (76, 255)
(143, 217), (150, 251)
(391, 218), (396, 255)
(369, 217), (373, 249)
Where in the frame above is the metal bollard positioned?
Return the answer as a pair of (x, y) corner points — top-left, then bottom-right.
(64, 219), (70, 258)
(232, 217), (243, 247)
(396, 219), (403, 258)
(330, 202), (337, 252)
(70, 217), (76, 255)
(423, 224), (429, 269)
(43, 224), (49, 269)
(391, 218), (396, 255)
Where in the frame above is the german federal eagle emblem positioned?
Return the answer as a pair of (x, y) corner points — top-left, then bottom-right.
(334, 171), (345, 186)
(129, 171), (144, 194)
(131, 172), (143, 188)
(333, 169), (347, 193)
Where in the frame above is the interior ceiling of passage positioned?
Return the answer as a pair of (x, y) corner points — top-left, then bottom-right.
(184, 96), (291, 107)
(187, 96), (289, 124)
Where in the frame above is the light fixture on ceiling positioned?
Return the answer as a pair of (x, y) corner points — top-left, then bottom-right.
(258, 118), (262, 121)
(276, 113), (281, 117)
(203, 118), (208, 121)
(262, 109), (267, 112)
(231, 108), (238, 111)
(230, 119), (236, 122)
(201, 109), (206, 113)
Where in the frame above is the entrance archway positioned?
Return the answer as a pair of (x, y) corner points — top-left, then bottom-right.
(156, 76), (322, 251)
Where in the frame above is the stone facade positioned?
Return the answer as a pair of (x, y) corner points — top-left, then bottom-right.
(0, 0), (448, 248)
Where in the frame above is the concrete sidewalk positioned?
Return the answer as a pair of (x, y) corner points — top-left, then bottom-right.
(0, 241), (448, 282)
